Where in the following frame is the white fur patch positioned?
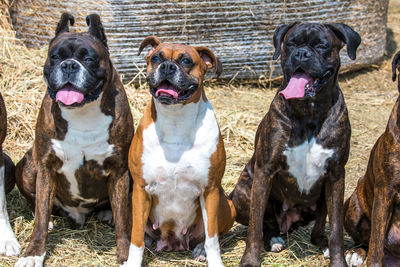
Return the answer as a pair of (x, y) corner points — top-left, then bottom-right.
(345, 251), (364, 266)
(142, 98), (220, 239)
(15, 252), (45, 267)
(54, 198), (88, 226)
(200, 195), (224, 267)
(270, 237), (285, 252)
(51, 95), (114, 220)
(323, 248), (330, 258)
(125, 243), (144, 267)
(0, 166), (20, 256)
(283, 138), (334, 194)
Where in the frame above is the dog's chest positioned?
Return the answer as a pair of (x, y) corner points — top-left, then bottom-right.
(283, 138), (334, 194)
(141, 101), (219, 232)
(51, 99), (114, 201)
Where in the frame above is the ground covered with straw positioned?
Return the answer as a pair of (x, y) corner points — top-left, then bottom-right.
(0, 1), (400, 266)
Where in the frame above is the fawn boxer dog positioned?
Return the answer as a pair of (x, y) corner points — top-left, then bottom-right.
(230, 22), (361, 266)
(0, 92), (20, 256)
(125, 36), (236, 266)
(344, 51), (400, 267)
(15, 13), (133, 266)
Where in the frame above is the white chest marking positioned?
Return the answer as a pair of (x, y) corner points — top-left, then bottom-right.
(142, 98), (219, 237)
(283, 138), (334, 194)
(51, 95), (114, 202)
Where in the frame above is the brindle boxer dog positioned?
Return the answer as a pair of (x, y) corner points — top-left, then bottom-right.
(344, 51), (400, 267)
(125, 36), (236, 267)
(0, 92), (20, 256)
(15, 13), (133, 266)
(230, 22), (361, 266)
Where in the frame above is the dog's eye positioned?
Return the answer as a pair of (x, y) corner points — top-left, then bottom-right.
(151, 56), (160, 63)
(181, 58), (192, 65)
(315, 44), (329, 50)
(84, 57), (94, 63)
(50, 54), (60, 60)
(286, 42), (296, 48)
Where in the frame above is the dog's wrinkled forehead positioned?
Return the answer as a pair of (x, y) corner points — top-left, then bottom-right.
(49, 32), (107, 59)
(149, 43), (202, 64)
(285, 23), (340, 47)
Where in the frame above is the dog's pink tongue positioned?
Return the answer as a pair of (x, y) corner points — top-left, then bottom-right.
(279, 73), (313, 99)
(155, 84), (178, 100)
(56, 86), (84, 105)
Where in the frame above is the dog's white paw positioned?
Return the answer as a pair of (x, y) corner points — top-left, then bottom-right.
(48, 221), (54, 231)
(125, 244), (144, 267)
(0, 220), (20, 256)
(193, 242), (207, 262)
(0, 236), (20, 256)
(323, 248), (330, 258)
(15, 253), (45, 267)
(345, 251), (365, 266)
(270, 236), (285, 252)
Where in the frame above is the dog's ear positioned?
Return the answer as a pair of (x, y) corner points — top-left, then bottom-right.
(273, 22), (300, 60)
(138, 36), (161, 58)
(55, 13), (74, 36)
(86, 14), (108, 49)
(194, 46), (223, 78)
(326, 23), (361, 60)
(392, 51), (400, 82)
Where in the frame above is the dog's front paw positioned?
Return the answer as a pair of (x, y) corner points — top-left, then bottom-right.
(0, 229), (21, 256)
(323, 248), (330, 258)
(345, 248), (366, 266)
(15, 253), (45, 267)
(239, 250), (260, 267)
(0, 219), (20, 256)
(0, 236), (20, 256)
(125, 244), (144, 267)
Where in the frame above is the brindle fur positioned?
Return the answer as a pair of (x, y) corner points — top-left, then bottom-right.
(15, 13), (134, 264)
(230, 22), (361, 267)
(0, 92), (15, 195)
(344, 51), (400, 267)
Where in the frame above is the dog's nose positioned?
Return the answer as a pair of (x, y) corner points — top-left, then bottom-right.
(61, 60), (79, 74)
(294, 48), (312, 61)
(160, 61), (177, 74)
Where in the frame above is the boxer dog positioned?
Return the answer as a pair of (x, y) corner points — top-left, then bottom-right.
(230, 22), (361, 266)
(0, 92), (20, 256)
(125, 36), (236, 266)
(343, 51), (400, 267)
(15, 13), (133, 266)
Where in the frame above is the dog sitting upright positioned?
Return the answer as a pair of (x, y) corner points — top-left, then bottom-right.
(0, 92), (20, 256)
(15, 13), (133, 266)
(343, 51), (400, 267)
(230, 22), (361, 266)
(125, 36), (236, 266)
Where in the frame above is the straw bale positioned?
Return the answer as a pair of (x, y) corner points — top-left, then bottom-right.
(8, 0), (388, 82)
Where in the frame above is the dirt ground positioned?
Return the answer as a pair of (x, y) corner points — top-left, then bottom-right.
(0, 1), (400, 266)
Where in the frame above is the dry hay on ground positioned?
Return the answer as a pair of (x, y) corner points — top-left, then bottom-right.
(0, 1), (400, 266)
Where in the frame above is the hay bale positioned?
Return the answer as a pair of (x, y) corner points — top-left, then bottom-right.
(0, 0), (12, 31)
(9, 0), (388, 82)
